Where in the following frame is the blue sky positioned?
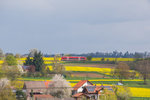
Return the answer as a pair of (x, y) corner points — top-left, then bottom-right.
(0, 0), (150, 54)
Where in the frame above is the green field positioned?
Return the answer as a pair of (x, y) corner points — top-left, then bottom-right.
(131, 97), (150, 100)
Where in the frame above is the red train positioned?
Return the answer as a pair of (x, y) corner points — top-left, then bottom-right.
(61, 56), (86, 61)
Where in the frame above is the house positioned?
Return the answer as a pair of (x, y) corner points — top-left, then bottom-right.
(72, 80), (113, 100)
(72, 80), (93, 95)
(22, 65), (35, 72)
(34, 94), (53, 100)
(23, 81), (47, 95)
(23, 81), (51, 100)
(24, 81), (75, 100)
(73, 85), (102, 100)
(23, 81), (51, 94)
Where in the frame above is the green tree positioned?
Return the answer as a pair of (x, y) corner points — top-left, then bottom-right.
(87, 56), (92, 61)
(24, 55), (33, 66)
(32, 51), (44, 72)
(16, 90), (26, 100)
(5, 55), (17, 66)
(113, 62), (130, 83)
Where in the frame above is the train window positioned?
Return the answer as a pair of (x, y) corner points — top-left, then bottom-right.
(69, 58), (78, 59)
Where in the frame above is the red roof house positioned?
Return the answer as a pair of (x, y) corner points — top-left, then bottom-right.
(72, 80), (93, 95)
(72, 80), (113, 100)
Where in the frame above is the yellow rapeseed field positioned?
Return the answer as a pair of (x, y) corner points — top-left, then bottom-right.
(70, 83), (110, 87)
(68, 79), (143, 82)
(91, 58), (134, 61)
(47, 66), (112, 75)
(17, 57), (61, 61)
(0, 60), (3, 64)
(65, 66), (111, 72)
(47, 66), (140, 77)
(129, 87), (150, 97)
(0, 57), (135, 65)
(16, 57), (134, 62)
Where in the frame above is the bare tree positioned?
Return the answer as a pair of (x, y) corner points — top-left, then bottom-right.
(15, 53), (21, 58)
(0, 78), (16, 100)
(52, 55), (65, 74)
(0, 78), (9, 89)
(48, 74), (72, 98)
(114, 62), (130, 83)
(2, 65), (21, 81)
(0, 48), (4, 58)
(29, 48), (38, 57)
(136, 60), (150, 84)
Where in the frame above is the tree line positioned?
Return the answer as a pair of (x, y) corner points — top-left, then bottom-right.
(1, 48), (150, 58)
(69, 51), (150, 58)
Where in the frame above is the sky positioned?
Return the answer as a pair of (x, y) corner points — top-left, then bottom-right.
(0, 0), (150, 54)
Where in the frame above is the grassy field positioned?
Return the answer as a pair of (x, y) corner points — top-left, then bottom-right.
(131, 97), (150, 100)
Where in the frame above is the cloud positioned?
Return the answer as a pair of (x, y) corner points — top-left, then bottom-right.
(0, 0), (150, 53)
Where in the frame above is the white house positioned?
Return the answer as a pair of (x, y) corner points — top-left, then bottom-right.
(72, 80), (93, 95)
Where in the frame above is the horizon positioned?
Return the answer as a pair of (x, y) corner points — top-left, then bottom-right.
(1, 49), (149, 55)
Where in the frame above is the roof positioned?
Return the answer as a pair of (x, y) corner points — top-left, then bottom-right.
(24, 81), (51, 89)
(34, 94), (53, 99)
(22, 66), (29, 70)
(72, 93), (90, 98)
(102, 86), (113, 91)
(44, 81), (51, 88)
(24, 81), (46, 89)
(73, 80), (93, 91)
(72, 93), (84, 98)
(24, 81), (51, 93)
(84, 85), (101, 93)
(116, 82), (123, 85)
